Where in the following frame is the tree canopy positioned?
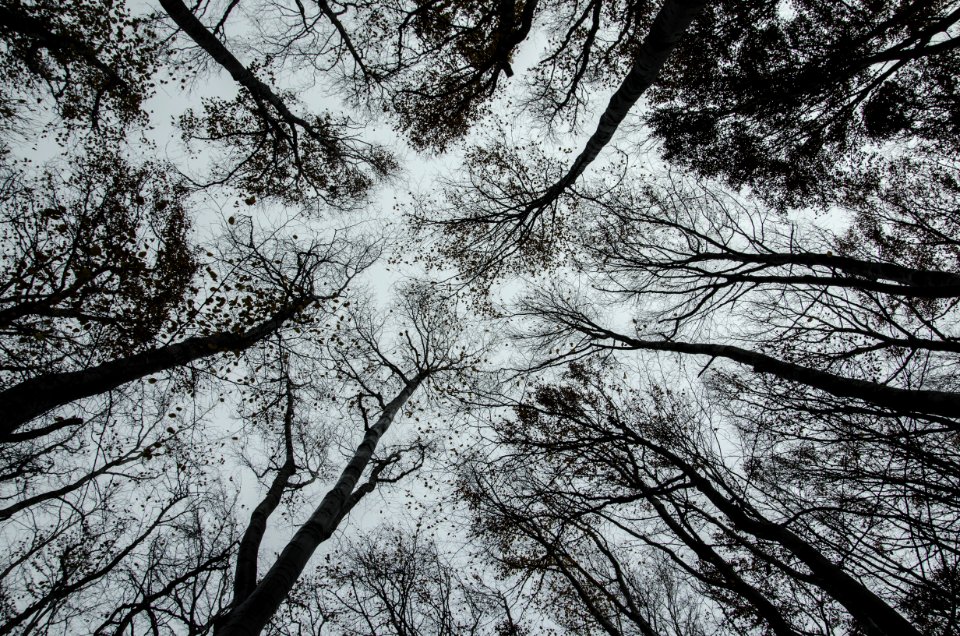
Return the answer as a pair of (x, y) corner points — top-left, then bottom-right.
(0, 0), (957, 634)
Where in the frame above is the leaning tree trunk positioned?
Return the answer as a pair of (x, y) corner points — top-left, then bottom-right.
(601, 332), (960, 421)
(527, 0), (707, 211)
(0, 301), (307, 440)
(215, 373), (427, 636)
(159, 0), (317, 135)
(647, 439), (924, 636)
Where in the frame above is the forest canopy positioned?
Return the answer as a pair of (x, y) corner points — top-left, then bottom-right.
(0, 0), (958, 634)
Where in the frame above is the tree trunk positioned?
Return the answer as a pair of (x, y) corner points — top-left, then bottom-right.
(528, 0), (706, 211)
(216, 373), (426, 636)
(694, 250), (960, 297)
(0, 302), (306, 439)
(646, 439), (923, 636)
(604, 333), (960, 420)
(231, 382), (297, 605)
(158, 0), (314, 134)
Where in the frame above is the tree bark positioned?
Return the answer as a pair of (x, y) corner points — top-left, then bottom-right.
(216, 373), (426, 636)
(0, 301), (306, 439)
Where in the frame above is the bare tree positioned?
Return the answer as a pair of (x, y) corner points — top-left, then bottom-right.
(0, 209), (378, 441)
(162, 0), (396, 206)
(0, 393), (237, 635)
(288, 525), (523, 635)
(461, 363), (928, 635)
(215, 284), (487, 635)
(415, 0), (706, 280)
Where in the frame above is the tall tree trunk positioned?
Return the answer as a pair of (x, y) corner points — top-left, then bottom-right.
(158, 0), (315, 135)
(0, 301), (306, 439)
(216, 373), (427, 636)
(595, 331), (960, 420)
(231, 381), (298, 605)
(645, 438), (923, 636)
(527, 0), (706, 212)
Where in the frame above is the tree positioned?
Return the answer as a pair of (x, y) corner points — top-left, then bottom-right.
(236, 0), (675, 154)
(643, 0), (960, 208)
(163, 0), (397, 206)
(0, 0), (159, 134)
(295, 525), (523, 635)
(503, 167), (960, 421)
(3, 0), (959, 632)
(461, 363), (928, 635)
(463, 157), (960, 634)
(415, 0), (706, 281)
(216, 285), (487, 635)
(0, 222), (381, 634)
(0, 148), (196, 377)
(0, 389), (237, 634)
(0, 207), (378, 440)
(515, 284), (960, 419)
(464, 459), (716, 636)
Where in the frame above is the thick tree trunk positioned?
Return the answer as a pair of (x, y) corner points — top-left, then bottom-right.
(528, 0), (706, 210)
(604, 333), (960, 420)
(647, 440), (922, 636)
(0, 302), (306, 439)
(216, 374), (426, 636)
